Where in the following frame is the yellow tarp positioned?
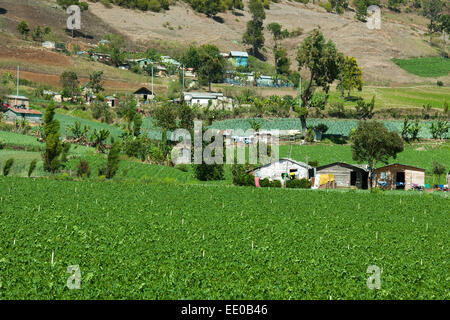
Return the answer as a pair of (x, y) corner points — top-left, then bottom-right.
(319, 174), (335, 185)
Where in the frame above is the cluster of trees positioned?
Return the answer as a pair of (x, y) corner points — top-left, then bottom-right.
(181, 44), (225, 91)
(87, 0), (243, 14)
(17, 21), (51, 41)
(59, 70), (104, 102)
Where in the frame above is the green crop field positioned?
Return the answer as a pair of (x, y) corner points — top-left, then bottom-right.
(391, 57), (450, 78)
(210, 118), (441, 139)
(0, 178), (448, 299)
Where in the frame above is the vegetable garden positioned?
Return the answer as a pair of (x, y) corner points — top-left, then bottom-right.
(0, 178), (448, 299)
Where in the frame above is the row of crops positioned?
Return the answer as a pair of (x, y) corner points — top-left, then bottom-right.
(31, 114), (443, 141)
(0, 177), (448, 299)
(210, 118), (440, 139)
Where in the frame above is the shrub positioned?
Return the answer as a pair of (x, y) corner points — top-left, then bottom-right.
(28, 159), (37, 177)
(259, 178), (270, 187)
(437, 80), (444, 87)
(286, 178), (312, 189)
(76, 159), (91, 178)
(106, 140), (121, 179)
(270, 180), (282, 188)
(3, 158), (14, 176)
(231, 164), (255, 186)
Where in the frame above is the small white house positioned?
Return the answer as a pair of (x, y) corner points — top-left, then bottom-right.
(42, 41), (55, 49)
(184, 92), (233, 110)
(250, 158), (311, 182)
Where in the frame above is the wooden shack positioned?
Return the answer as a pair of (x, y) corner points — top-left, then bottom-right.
(373, 163), (425, 190)
(315, 162), (369, 189)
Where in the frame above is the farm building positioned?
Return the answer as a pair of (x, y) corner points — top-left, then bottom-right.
(373, 163), (425, 190)
(126, 58), (153, 69)
(229, 51), (248, 67)
(161, 56), (181, 67)
(4, 107), (42, 124)
(91, 52), (111, 63)
(184, 92), (233, 110)
(105, 96), (119, 108)
(42, 41), (55, 49)
(314, 162), (369, 189)
(6, 95), (29, 108)
(249, 158), (312, 183)
(134, 87), (154, 103)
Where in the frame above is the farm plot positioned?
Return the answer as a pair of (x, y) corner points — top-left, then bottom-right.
(0, 177), (448, 299)
(210, 118), (438, 139)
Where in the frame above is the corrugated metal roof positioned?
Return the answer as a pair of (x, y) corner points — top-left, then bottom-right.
(6, 95), (29, 100)
(230, 51), (249, 57)
(8, 107), (42, 115)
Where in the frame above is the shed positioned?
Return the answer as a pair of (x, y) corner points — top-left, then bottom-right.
(134, 87), (154, 102)
(315, 162), (369, 189)
(229, 51), (248, 67)
(42, 41), (55, 49)
(6, 95), (29, 108)
(249, 158), (311, 183)
(4, 107), (42, 124)
(373, 163), (425, 190)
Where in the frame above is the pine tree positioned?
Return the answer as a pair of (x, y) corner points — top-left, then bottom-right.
(42, 102), (62, 173)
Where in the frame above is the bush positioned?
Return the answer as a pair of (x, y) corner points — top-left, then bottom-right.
(437, 80), (444, 87)
(3, 158), (14, 176)
(259, 178), (270, 187)
(286, 178), (311, 189)
(270, 180), (282, 188)
(232, 164), (255, 186)
(76, 159), (91, 178)
(28, 159), (37, 177)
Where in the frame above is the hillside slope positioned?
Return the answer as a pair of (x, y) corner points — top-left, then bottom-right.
(88, 0), (447, 85)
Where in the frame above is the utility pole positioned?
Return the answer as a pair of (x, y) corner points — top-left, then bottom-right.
(15, 65), (19, 107)
(298, 77), (302, 109)
(182, 64), (185, 89)
(151, 64), (154, 107)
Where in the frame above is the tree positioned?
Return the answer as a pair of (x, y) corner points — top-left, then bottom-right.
(329, 0), (348, 14)
(87, 71), (104, 94)
(60, 71), (80, 102)
(90, 129), (110, 153)
(436, 14), (450, 52)
(337, 56), (363, 97)
(105, 140), (121, 179)
(354, 96), (375, 120)
(154, 102), (178, 131)
(350, 121), (404, 189)
(296, 29), (344, 135)
(32, 26), (43, 42)
(181, 46), (201, 70)
(179, 102), (194, 130)
(197, 44), (225, 92)
(432, 161), (446, 184)
(42, 102), (62, 173)
(355, 0), (368, 22)
(274, 47), (290, 76)
(17, 21), (30, 39)
(242, 0), (266, 56)
(422, 0), (443, 45)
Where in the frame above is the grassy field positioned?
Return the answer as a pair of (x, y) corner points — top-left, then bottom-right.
(0, 177), (448, 299)
(391, 57), (450, 78)
(1, 130), (449, 184)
